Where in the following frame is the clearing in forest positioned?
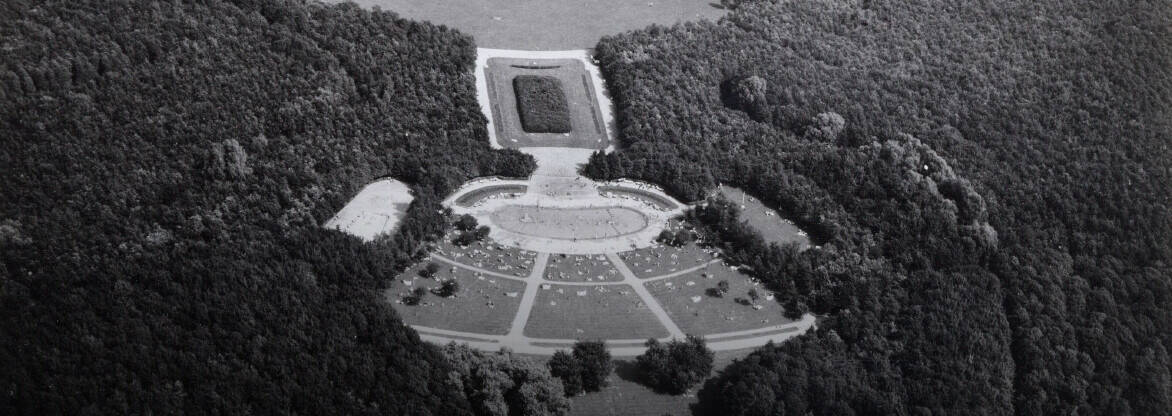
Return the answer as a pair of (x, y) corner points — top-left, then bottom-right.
(484, 57), (609, 149)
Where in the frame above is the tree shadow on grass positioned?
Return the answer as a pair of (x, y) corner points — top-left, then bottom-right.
(613, 359), (643, 384)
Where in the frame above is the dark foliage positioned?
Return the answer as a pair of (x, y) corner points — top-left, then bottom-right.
(655, 229), (693, 247)
(443, 344), (571, 416)
(592, 0), (1171, 414)
(635, 336), (715, 395)
(513, 75), (572, 133)
(572, 340), (613, 392)
(547, 340), (613, 396)
(456, 214), (479, 232)
(548, 351), (584, 396)
(0, 0), (537, 414)
(434, 279), (460, 298)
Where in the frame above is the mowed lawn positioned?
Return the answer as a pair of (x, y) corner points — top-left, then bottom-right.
(526, 284), (668, 339)
(435, 233), (538, 277)
(566, 348), (759, 416)
(336, 0), (727, 50)
(715, 185), (812, 250)
(390, 260), (526, 335)
(544, 253), (623, 282)
(618, 242), (718, 279)
(646, 265), (792, 336)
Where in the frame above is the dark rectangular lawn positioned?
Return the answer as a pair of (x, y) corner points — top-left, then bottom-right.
(513, 75), (571, 133)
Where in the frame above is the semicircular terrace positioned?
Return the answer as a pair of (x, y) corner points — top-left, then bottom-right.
(391, 235), (816, 356)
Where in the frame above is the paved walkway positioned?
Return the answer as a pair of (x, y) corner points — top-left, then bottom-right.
(411, 249), (815, 356)
(403, 48), (814, 355)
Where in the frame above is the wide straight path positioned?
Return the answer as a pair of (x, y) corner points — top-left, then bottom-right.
(605, 252), (685, 339)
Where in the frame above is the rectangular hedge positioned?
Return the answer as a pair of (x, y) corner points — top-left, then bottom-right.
(513, 75), (572, 133)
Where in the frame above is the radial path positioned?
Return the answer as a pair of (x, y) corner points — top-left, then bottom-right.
(411, 249), (815, 356)
(401, 47), (815, 355)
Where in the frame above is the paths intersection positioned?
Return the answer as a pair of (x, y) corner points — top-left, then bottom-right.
(412, 249), (815, 356)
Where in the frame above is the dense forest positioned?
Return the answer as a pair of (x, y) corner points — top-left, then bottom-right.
(588, 0), (1172, 414)
(0, 0), (533, 414)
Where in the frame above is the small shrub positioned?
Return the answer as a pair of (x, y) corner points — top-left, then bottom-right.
(434, 279), (459, 297)
(717, 280), (730, 294)
(657, 229), (694, 247)
(748, 289), (760, 302)
(419, 262), (440, 278)
(455, 214), (478, 231)
(403, 287), (428, 306)
(735, 297), (751, 306)
(635, 336), (714, 395)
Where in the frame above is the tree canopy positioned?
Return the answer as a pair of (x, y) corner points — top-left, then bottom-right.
(0, 0), (533, 414)
(590, 0), (1172, 414)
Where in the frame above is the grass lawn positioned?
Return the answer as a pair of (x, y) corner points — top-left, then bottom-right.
(544, 253), (623, 282)
(565, 348), (757, 416)
(336, 0), (727, 50)
(715, 185), (812, 250)
(645, 264), (792, 336)
(390, 260), (526, 335)
(526, 284), (668, 339)
(618, 242), (718, 279)
(435, 233), (538, 277)
(514, 75), (571, 133)
(486, 57), (609, 149)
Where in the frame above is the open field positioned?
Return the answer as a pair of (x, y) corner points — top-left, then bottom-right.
(486, 57), (609, 149)
(434, 235), (538, 277)
(543, 253), (623, 282)
(618, 242), (719, 279)
(526, 284), (668, 339)
(714, 186), (812, 249)
(337, 0), (727, 50)
(565, 347), (757, 416)
(646, 265), (792, 336)
(390, 261), (526, 335)
(324, 178), (413, 242)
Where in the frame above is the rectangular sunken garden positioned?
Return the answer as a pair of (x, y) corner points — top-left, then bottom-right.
(485, 57), (610, 149)
(513, 75), (571, 133)
(526, 284), (668, 339)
